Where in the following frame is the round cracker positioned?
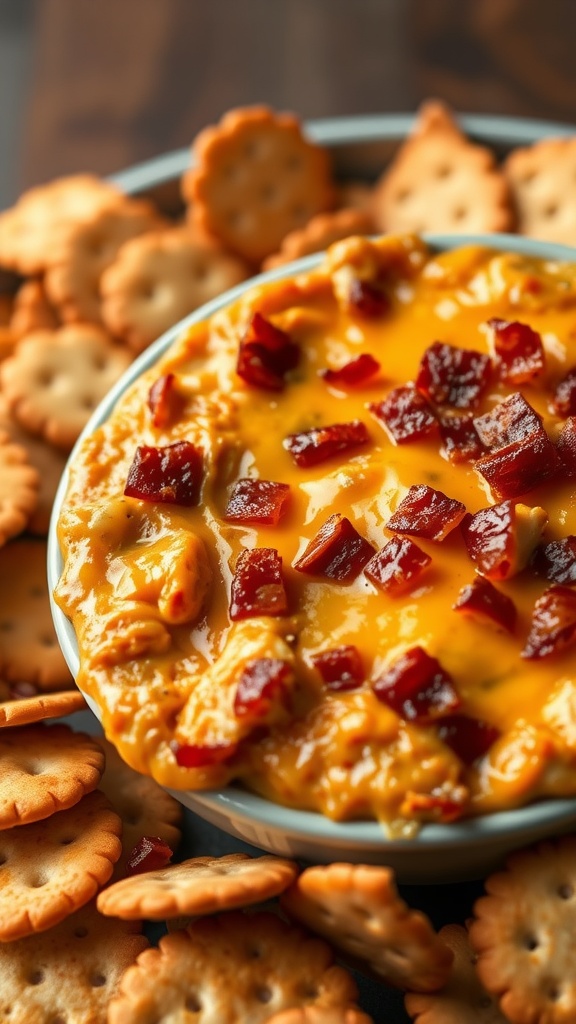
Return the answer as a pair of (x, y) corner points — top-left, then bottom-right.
(108, 910), (358, 1024)
(10, 278), (60, 339)
(281, 863), (453, 993)
(0, 722), (104, 829)
(504, 136), (576, 244)
(97, 852), (299, 920)
(0, 429), (39, 545)
(0, 689), (86, 728)
(268, 1007), (375, 1024)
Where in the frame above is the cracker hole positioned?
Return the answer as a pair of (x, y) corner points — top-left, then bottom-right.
(38, 371), (54, 388)
(0, 854), (7, 867)
(28, 875), (49, 888)
(395, 187), (412, 203)
(435, 164), (452, 179)
(193, 263), (208, 281)
(248, 945), (262, 959)
(285, 154), (302, 171)
(60, 836), (76, 846)
(40, 635), (56, 647)
(544, 203), (558, 218)
(30, 586), (45, 599)
(74, 926), (89, 938)
(185, 995), (202, 1012)
(558, 883), (574, 899)
(50, 1016), (67, 1024)
(244, 139), (263, 160)
(260, 183), (277, 203)
(548, 985), (561, 1002)
(89, 973), (106, 988)
(27, 970), (44, 986)
(521, 170), (537, 185)
(255, 985), (272, 1004)
(523, 934), (539, 951)
(453, 206), (467, 221)
(0, 622), (12, 632)
(300, 985), (319, 1000)
(291, 204), (309, 221)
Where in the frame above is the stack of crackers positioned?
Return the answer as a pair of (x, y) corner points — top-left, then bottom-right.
(1, 99), (576, 1021)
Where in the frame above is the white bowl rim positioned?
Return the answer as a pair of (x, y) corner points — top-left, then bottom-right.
(48, 230), (576, 850)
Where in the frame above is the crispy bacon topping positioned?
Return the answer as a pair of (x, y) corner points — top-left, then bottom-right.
(439, 413), (485, 464)
(369, 385), (438, 445)
(487, 318), (546, 384)
(364, 535), (432, 594)
(124, 441), (204, 505)
(126, 836), (173, 876)
(436, 714), (501, 765)
(348, 278), (389, 318)
(473, 395), (559, 498)
(234, 658), (292, 717)
(473, 392), (543, 450)
(224, 479), (290, 526)
(453, 577), (517, 633)
(461, 501), (547, 581)
(416, 341), (492, 409)
(321, 353), (380, 388)
(531, 537), (576, 585)
(148, 373), (184, 429)
(171, 740), (237, 768)
(386, 484), (466, 541)
(551, 368), (576, 418)
(293, 513), (375, 582)
(229, 548), (288, 620)
(557, 417), (576, 477)
(283, 420), (369, 467)
(373, 646), (460, 723)
(310, 645), (364, 691)
(522, 585), (576, 660)
(236, 311), (300, 391)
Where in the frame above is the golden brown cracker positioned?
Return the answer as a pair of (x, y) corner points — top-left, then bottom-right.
(268, 1007), (375, 1024)
(184, 105), (335, 264)
(504, 136), (576, 244)
(10, 278), (60, 338)
(0, 689), (86, 728)
(108, 910), (358, 1023)
(97, 852), (299, 920)
(263, 208), (375, 270)
(281, 863), (452, 993)
(0, 430), (39, 545)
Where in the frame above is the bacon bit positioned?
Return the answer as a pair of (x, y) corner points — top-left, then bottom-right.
(348, 278), (389, 318)
(234, 657), (292, 717)
(369, 385), (438, 445)
(436, 714), (501, 765)
(373, 646), (460, 723)
(293, 513), (375, 582)
(487, 318), (546, 384)
(416, 341), (492, 409)
(124, 441), (204, 505)
(236, 311), (300, 391)
(439, 413), (485, 464)
(147, 373), (184, 429)
(126, 836), (173, 876)
(224, 479), (290, 525)
(283, 420), (369, 467)
(551, 368), (576, 417)
(400, 791), (465, 822)
(310, 645), (364, 691)
(321, 353), (380, 388)
(475, 432), (559, 500)
(364, 536), (431, 594)
(170, 740), (237, 768)
(473, 392), (544, 451)
(453, 577), (517, 633)
(386, 484), (466, 542)
(522, 585), (576, 659)
(229, 548), (288, 620)
(531, 537), (576, 585)
(556, 417), (576, 477)
(461, 501), (547, 581)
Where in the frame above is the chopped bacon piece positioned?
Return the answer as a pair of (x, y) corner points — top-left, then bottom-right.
(126, 836), (173, 876)
(283, 420), (369, 467)
(229, 548), (288, 620)
(522, 585), (576, 660)
(147, 373), (184, 429)
(321, 353), (380, 388)
(531, 537), (576, 585)
(124, 441), (204, 505)
(439, 413), (485, 464)
(416, 341), (492, 409)
(453, 577), (517, 633)
(170, 740), (237, 768)
(400, 791), (466, 822)
(224, 479), (290, 525)
(236, 312), (300, 391)
(436, 714), (500, 765)
(364, 535), (431, 594)
(310, 645), (364, 692)
(348, 278), (389, 318)
(369, 385), (438, 445)
(473, 392), (543, 451)
(293, 513), (375, 582)
(551, 368), (576, 417)
(475, 432), (559, 500)
(461, 501), (547, 581)
(556, 417), (576, 477)
(234, 657), (292, 717)
(373, 646), (460, 723)
(386, 484), (466, 542)
(487, 317), (546, 384)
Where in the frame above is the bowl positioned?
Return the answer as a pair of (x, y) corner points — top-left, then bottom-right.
(48, 227), (576, 883)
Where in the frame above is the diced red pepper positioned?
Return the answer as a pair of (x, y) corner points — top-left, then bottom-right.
(436, 714), (500, 765)
(369, 385), (438, 445)
(475, 432), (559, 500)
(310, 645), (364, 691)
(373, 646), (460, 723)
(364, 535), (431, 594)
(386, 484), (466, 541)
(473, 392), (543, 450)
(487, 317), (546, 384)
(224, 479), (290, 526)
(461, 501), (517, 580)
(453, 576), (517, 633)
(124, 441), (204, 505)
(551, 368), (576, 417)
(234, 657), (292, 717)
(170, 740), (237, 768)
(439, 413), (485, 464)
(522, 585), (576, 659)
(321, 353), (380, 388)
(348, 278), (390, 318)
(126, 836), (173, 876)
(229, 548), (288, 620)
(147, 373), (184, 429)
(293, 513), (375, 582)
(557, 417), (576, 477)
(283, 420), (369, 467)
(416, 341), (492, 409)
(236, 312), (300, 391)
(531, 537), (576, 585)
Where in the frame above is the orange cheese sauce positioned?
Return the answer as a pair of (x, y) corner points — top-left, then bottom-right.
(55, 235), (576, 834)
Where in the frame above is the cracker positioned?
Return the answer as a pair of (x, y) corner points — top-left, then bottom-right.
(268, 1007), (375, 1024)
(405, 923), (507, 1024)
(0, 789), (122, 941)
(0, 689), (86, 728)
(0, 429), (39, 545)
(0, 393), (68, 535)
(0, 722), (104, 829)
(108, 910), (358, 1023)
(0, 900), (148, 1024)
(10, 278), (60, 338)
(0, 322), (132, 450)
(184, 105), (335, 265)
(263, 208), (375, 270)
(372, 100), (513, 235)
(0, 538), (74, 690)
(100, 227), (249, 352)
(97, 852), (299, 920)
(504, 136), (576, 243)
(281, 863), (453, 993)
(469, 835), (576, 1024)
